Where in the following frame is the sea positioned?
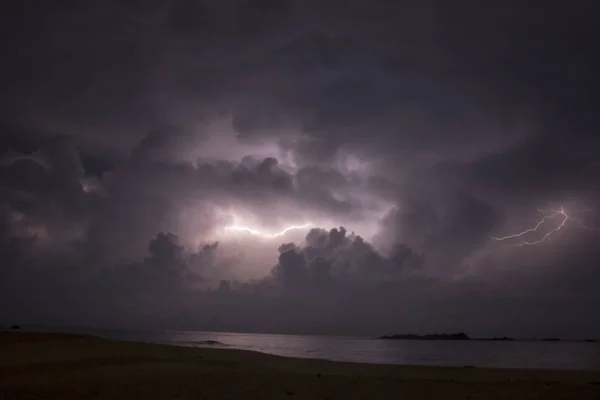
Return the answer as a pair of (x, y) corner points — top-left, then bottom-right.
(19, 326), (600, 371)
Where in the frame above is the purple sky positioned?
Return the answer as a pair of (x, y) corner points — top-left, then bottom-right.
(1, 0), (599, 338)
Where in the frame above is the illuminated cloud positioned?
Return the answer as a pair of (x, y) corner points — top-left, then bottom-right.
(491, 203), (600, 246)
(224, 223), (313, 239)
(0, 0), (599, 337)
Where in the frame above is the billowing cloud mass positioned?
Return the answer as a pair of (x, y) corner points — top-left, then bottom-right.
(1, 0), (599, 338)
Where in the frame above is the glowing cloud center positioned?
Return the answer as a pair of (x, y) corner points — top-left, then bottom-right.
(491, 204), (599, 246)
(224, 223), (313, 239)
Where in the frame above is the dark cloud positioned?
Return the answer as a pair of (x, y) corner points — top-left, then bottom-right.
(467, 132), (600, 201)
(0, 1), (598, 337)
(237, 0), (292, 36)
(168, 0), (215, 37)
(271, 227), (423, 292)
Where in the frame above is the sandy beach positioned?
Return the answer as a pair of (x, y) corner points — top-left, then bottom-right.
(1, 332), (600, 399)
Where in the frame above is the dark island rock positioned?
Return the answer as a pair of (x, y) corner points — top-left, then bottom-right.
(478, 336), (516, 341)
(9, 325), (20, 330)
(380, 332), (471, 340)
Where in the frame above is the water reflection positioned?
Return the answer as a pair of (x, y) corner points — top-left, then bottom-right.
(46, 326), (600, 371)
(153, 331), (600, 371)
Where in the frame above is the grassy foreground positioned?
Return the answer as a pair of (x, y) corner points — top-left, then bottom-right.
(1, 332), (600, 399)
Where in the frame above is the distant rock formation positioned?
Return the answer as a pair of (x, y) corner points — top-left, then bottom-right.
(380, 332), (471, 340)
(193, 340), (224, 346)
(9, 325), (20, 330)
(480, 336), (516, 341)
(379, 333), (583, 342)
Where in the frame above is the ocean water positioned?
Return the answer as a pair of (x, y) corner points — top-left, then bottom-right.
(31, 330), (600, 371)
(35, 327), (600, 372)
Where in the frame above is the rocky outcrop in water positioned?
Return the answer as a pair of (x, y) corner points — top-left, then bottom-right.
(380, 332), (471, 340)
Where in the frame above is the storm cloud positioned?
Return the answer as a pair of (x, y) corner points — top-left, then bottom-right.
(1, 0), (599, 338)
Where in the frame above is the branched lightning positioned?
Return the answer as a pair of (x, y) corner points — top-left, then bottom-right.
(491, 204), (599, 246)
(224, 223), (313, 239)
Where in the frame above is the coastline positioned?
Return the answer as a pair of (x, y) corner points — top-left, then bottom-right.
(2, 332), (600, 399)
(379, 332), (597, 342)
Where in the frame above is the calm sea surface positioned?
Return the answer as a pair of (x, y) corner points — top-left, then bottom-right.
(28, 327), (600, 371)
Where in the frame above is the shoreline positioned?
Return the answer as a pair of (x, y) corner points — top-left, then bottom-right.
(2, 330), (600, 372)
(2, 332), (600, 399)
(4, 331), (599, 375)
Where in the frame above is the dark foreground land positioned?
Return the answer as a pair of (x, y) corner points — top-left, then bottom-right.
(2, 332), (600, 399)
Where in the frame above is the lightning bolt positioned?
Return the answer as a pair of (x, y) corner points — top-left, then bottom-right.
(224, 223), (313, 239)
(491, 205), (599, 246)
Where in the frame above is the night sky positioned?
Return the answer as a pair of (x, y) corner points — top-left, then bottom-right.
(1, 0), (599, 338)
